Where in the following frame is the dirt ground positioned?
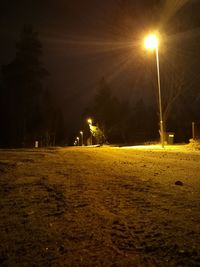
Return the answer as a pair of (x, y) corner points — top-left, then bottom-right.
(0, 146), (199, 267)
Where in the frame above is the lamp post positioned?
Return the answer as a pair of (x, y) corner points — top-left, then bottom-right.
(80, 131), (83, 146)
(87, 118), (92, 145)
(144, 34), (164, 148)
(76, 137), (79, 146)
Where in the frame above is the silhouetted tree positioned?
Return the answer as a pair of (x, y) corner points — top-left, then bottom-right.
(85, 78), (158, 144)
(1, 25), (49, 147)
(90, 78), (128, 143)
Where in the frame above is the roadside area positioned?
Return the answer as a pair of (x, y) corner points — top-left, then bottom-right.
(0, 146), (199, 266)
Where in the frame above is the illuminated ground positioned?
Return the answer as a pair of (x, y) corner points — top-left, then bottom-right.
(0, 146), (199, 266)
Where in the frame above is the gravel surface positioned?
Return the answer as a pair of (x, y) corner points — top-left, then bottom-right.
(0, 146), (199, 266)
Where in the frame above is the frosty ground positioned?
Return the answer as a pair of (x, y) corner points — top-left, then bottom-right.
(0, 145), (199, 266)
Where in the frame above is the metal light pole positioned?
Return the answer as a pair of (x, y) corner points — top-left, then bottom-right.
(80, 131), (83, 146)
(76, 137), (79, 146)
(155, 45), (164, 148)
(145, 34), (164, 148)
(87, 119), (92, 145)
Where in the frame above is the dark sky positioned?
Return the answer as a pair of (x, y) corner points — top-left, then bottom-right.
(1, 0), (200, 136)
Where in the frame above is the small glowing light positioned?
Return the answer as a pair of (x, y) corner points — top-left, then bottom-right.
(80, 131), (83, 135)
(87, 118), (92, 125)
(144, 34), (158, 50)
(76, 137), (79, 140)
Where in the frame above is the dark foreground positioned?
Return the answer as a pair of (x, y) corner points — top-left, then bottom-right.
(0, 146), (200, 266)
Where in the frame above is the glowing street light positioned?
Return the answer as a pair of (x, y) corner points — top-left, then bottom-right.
(80, 131), (83, 146)
(87, 118), (92, 125)
(144, 33), (164, 148)
(144, 34), (158, 50)
(87, 118), (92, 145)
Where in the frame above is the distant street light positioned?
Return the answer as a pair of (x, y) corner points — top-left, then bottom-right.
(76, 136), (79, 146)
(87, 118), (92, 125)
(80, 131), (83, 146)
(87, 118), (92, 145)
(144, 33), (164, 148)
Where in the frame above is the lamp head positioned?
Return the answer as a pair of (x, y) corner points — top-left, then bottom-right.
(87, 118), (92, 125)
(144, 34), (158, 50)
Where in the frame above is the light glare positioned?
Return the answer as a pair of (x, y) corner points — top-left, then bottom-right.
(144, 34), (158, 50)
(87, 118), (92, 125)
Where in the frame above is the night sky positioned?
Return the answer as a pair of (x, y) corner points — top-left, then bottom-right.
(1, 0), (200, 137)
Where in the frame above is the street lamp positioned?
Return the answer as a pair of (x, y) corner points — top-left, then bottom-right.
(144, 33), (164, 148)
(80, 131), (83, 146)
(76, 137), (79, 146)
(87, 118), (92, 125)
(87, 118), (92, 145)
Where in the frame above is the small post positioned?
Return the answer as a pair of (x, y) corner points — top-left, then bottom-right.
(192, 122), (195, 140)
(35, 141), (39, 148)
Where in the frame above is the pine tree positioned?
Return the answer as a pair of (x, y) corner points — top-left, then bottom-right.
(1, 25), (48, 147)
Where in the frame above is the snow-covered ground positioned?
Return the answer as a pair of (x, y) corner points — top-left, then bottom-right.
(0, 145), (199, 266)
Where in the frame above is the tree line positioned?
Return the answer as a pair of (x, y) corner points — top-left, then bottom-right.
(0, 25), (65, 148)
(81, 74), (200, 145)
